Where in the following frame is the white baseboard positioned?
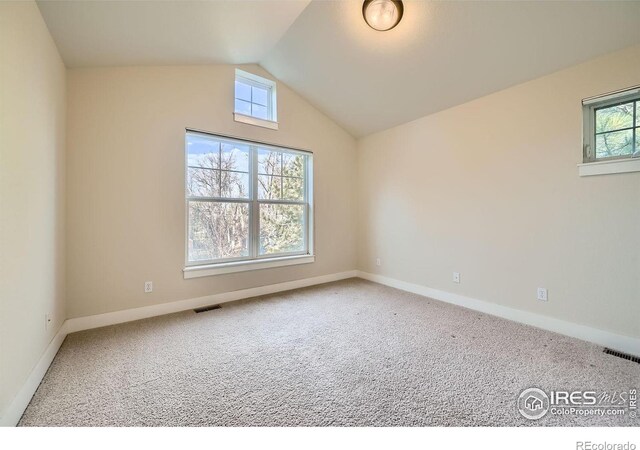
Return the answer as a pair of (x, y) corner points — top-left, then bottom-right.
(0, 323), (68, 427)
(66, 270), (358, 333)
(357, 271), (640, 357)
(5, 269), (636, 427)
(1, 270), (357, 426)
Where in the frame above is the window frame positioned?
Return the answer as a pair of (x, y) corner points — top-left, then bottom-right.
(184, 129), (314, 276)
(234, 69), (278, 130)
(579, 85), (640, 176)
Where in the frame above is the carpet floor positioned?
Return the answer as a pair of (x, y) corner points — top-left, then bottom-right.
(19, 278), (639, 426)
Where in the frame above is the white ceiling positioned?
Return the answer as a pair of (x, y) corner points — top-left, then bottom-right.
(38, 0), (640, 137)
(36, 0), (310, 66)
(262, 1), (640, 136)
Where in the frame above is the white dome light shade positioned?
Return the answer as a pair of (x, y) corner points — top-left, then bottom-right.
(362, 0), (404, 31)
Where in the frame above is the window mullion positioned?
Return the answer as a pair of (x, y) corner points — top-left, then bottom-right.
(304, 157), (309, 254)
(217, 142), (222, 196)
(251, 146), (259, 258)
(595, 126), (636, 136)
(633, 101), (637, 154)
(591, 106), (596, 161)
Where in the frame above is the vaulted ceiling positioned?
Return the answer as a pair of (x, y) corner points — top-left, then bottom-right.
(38, 0), (640, 137)
(36, 0), (311, 66)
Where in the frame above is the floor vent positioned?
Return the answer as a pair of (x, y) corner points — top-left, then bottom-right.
(194, 304), (222, 313)
(603, 348), (640, 364)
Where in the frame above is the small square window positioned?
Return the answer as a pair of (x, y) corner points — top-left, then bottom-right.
(583, 87), (640, 162)
(234, 69), (277, 129)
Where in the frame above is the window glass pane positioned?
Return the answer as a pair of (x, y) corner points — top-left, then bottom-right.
(637, 101), (640, 127)
(636, 128), (640, 154)
(187, 168), (220, 197)
(220, 171), (249, 199)
(258, 175), (282, 200)
(282, 153), (304, 177)
(595, 102), (634, 133)
(282, 176), (303, 201)
(252, 86), (269, 106)
(259, 204), (305, 255)
(187, 136), (219, 169)
(258, 149), (282, 175)
(595, 129), (633, 159)
(186, 132), (311, 265)
(188, 201), (249, 262)
(234, 99), (251, 116)
(235, 80), (251, 102)
(252, 103), (269, 120)
(221, 143), (249, 172)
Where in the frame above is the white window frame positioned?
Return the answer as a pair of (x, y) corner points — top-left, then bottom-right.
(183, 129), (314, 278)
(579, 85), (640, 176)
(234, 69), (279, 130)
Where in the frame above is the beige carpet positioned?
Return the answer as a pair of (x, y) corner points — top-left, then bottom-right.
(19, 278), (639, 426)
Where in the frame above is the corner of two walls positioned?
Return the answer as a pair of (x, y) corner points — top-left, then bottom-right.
(354, 44), (640, 340)
(0, 1), (66, 424)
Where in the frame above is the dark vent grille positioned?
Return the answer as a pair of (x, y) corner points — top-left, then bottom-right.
(194, 304), (221, 313)
(603, 348), (640, 364)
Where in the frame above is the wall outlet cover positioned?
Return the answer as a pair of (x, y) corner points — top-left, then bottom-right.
(537, 287), (548, 301)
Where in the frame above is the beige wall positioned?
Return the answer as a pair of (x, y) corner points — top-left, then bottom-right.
(0, 2), (66, 420)
(358, 45), (640, 339)
(2, 3), (638, 422)
(66, 65), (357, 318)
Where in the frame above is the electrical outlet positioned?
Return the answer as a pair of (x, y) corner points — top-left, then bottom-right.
(144, 281), (153, 293)
(452, 272), (460, 283)
(537, 287), (548, 302)
(45, 313), (52, 331)
(376, 258), (381, 267)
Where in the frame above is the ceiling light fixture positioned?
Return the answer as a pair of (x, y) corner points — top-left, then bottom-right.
(362, 0), (404, 31)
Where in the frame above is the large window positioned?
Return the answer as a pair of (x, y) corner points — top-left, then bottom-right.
(185, 130), (313, 274)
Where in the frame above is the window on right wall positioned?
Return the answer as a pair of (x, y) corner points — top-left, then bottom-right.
(580, 86), (640, 176)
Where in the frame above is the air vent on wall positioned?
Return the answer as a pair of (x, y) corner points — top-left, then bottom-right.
(603, 348), (640, 364)
(194, 304), (221, 313)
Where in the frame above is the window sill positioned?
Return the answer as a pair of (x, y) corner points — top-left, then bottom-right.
(233, 113), (279, 130)
(578, 158), (640, 177)
(183, 254), (314, 279)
